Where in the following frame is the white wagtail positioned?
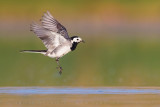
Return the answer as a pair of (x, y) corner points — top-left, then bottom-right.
(21, 11), (84, 74)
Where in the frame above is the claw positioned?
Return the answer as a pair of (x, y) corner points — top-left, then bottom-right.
(60, 67), (63, 70)
(59, 70), (62, 75)
(55, 58), (63, 75)
(56, 66), (63, 75)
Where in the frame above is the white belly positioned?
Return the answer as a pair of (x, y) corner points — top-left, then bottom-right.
(55, 46), (71, 57)
(47, 46), (71, 58)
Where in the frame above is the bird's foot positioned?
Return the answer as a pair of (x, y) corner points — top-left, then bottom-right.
(59, 70), (62, 75)
(56, 66), (63, 75)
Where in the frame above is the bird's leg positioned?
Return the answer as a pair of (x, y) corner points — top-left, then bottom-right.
(56, 58), (63, 75)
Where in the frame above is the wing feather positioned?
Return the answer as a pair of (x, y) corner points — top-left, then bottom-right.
(31, 23), (62, 50)
(41, 11), (70, 39)
(30, 11), (70, 51)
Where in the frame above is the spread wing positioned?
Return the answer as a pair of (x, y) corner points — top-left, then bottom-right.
(30, 11), (70, 51)
(41, 11), (70, 39)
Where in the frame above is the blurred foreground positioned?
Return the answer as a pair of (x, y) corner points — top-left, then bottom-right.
(1, 87), (160, 107)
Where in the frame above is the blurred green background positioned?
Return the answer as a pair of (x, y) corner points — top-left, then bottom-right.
(0, 0), (160, 86)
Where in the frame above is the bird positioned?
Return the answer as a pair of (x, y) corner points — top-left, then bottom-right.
(20, 11), (84, 74)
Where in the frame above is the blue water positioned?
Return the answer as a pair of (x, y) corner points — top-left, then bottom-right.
(0, 87), (160, 95)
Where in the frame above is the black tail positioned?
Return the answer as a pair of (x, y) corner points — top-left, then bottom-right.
(20, 50), (47, 54)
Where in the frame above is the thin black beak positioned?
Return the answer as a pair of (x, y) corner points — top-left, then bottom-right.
(81, 40), (85, 43)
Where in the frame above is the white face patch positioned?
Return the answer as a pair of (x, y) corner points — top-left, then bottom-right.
(72, 37), (82, 43)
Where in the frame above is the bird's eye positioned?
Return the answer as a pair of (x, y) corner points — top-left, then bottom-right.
(77, 39), (79, 41)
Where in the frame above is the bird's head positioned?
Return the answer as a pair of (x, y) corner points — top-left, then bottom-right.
(71, 36), (85, 44)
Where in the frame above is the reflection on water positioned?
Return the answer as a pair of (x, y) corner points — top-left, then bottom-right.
(0, 87), (160, 107)
(0, 87), (160, 95)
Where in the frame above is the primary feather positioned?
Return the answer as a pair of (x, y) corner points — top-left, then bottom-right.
(30, 11), (70, 52)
